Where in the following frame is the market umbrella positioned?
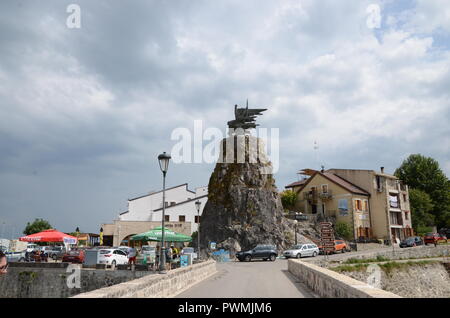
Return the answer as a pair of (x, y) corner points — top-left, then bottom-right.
(19, 229), (78, 244)
(130, 226), (192, 242)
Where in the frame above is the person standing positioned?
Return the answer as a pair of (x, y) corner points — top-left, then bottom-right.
(128, 247), (136, 265)
(165, 246), (172, 270)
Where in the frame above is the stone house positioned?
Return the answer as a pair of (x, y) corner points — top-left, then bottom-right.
(286, 168), (413, 242)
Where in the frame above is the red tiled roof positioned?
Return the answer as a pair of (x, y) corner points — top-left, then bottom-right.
(285, 179), (307, 189)
(321, 172), (369, 196)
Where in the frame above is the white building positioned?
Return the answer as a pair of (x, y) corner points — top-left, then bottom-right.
(117, 183), (208, 234)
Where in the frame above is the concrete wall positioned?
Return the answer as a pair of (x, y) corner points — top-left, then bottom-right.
(73, 260), (217, 298)
(288, 259), (401, 298)
(344, 244), (450, 261)
(0, 263), (150, 298)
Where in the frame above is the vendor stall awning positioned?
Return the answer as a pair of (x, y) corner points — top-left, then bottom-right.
(19, 229), (78, 243)
(130, 226), (192, 242)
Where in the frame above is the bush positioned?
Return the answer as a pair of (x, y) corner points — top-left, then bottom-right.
(280, 190), (297, 210)
(335, 222), (353, 240)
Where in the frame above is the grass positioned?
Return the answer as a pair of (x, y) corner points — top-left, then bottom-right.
(342, 255), (390, 264)
(332, 260), (440, 274)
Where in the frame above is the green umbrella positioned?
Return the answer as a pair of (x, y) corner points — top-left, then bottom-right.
(130, 226), (192, 242)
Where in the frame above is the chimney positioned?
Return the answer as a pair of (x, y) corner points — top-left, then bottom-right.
(321, 165), (325, 173)
(381, 167), (385, 174)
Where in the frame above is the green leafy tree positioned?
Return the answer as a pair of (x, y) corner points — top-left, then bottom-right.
(281, 190), (298, 211)
(189, 231), (198, 248)
(395, 154), (450, 228)
(335, 222), (353, 240)
(23, 218), (52, 235)
(408, 188), (435, 235)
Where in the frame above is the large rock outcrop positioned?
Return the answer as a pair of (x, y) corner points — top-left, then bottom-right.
(199, 135), (310, 255)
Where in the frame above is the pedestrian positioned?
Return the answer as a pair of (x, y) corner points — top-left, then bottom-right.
(155, 245), (160, 270)
(0, 250), (8, 275)
(128, 247), (136, 265)
(165, 246), (172, 270)
(171, 244), (177, 259)
(40, 250), (47, 262)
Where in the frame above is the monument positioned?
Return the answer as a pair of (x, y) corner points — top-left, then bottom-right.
(199, 102), (307, 256)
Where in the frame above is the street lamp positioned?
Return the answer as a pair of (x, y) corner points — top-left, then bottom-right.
(294, 220), (298, 245)
(158, 151), (171, 274)
(195, 200), (201, 260)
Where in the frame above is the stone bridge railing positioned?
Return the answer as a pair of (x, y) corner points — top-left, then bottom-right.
(72, 260), (217, 298)
(288, 259), (401, 298)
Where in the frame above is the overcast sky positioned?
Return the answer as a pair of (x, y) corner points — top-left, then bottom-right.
(1, 0), (449, 237)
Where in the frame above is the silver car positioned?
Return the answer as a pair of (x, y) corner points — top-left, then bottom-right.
(283, 244), (319, 259)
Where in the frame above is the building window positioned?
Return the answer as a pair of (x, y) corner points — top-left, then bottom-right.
(354, 199), (363, 211)
(179, 215), (186, 222)
(390, 212), (402, 225)
(195, 215), (200, 223)
(405, 211), (409, 220)
(164, 215), (170, 222)
(363, 200), (369, 212)
(403, 194), (407, 202)
(321, 184), (328, 193)
(170, 201), (176, 206)
(338, 199), (348, 216)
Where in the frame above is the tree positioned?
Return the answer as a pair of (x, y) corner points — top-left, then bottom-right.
(281, 190), (297, 211)
(189, 231), (198, 248)
(408, 189), (435, 235)
(395, 154), (450, 228)
(23, 218), (52, 235)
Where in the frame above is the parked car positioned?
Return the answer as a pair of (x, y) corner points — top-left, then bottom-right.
(62, 249), (85, 263)
(26, 244), (38, 253)
(319, 240), (349, 254)
(5, 251), (26, 262)
(236, 245), (278, 262)
(424, 233), (441, 245)
(400, 236), (423, 248)
(46, 246), (66, 260)
(283, 244), (319, 259)
(439, 228), (450, 239)
(40, 246), (54, 255)
(117, 246), (133, 255)
(438, 234), (448, 242)
(97, 248), (129, 267)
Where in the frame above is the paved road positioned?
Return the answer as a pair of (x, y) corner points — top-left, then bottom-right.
(176, 258), (317, 298)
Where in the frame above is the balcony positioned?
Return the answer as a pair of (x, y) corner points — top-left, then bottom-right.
(303, 191), (318, 203)
(319, 189), (333, 200)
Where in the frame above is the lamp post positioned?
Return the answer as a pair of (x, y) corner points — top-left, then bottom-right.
(294, 219), (298, 245)
(158, 151), (171, 274)
(195, 200), (201, 260)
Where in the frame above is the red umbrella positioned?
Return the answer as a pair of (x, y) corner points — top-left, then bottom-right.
(19, 229), (78, 244)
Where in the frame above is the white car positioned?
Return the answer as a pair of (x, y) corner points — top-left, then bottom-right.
(98, 249), (129, 267)
(26, 244), (38, 253)
(283, 244), (319, 259)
